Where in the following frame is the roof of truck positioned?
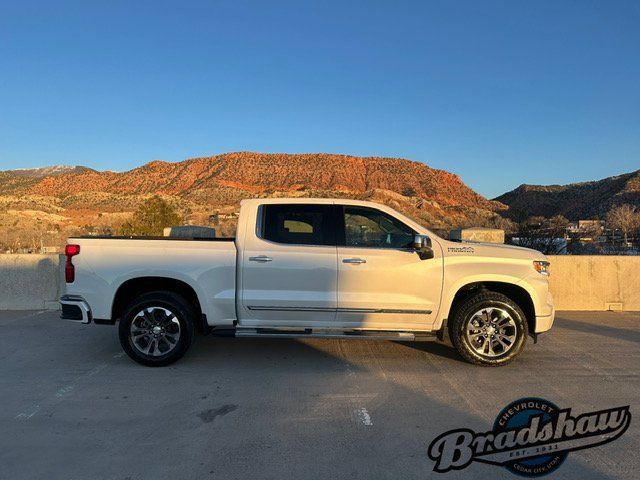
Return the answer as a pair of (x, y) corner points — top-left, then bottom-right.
(239, 197), (433, 237)
(240, 197), (381, 206)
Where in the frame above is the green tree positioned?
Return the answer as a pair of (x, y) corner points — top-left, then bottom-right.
(121, 196), (181, 236)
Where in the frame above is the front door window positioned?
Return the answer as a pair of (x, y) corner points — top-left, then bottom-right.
(343, 206), (414, 249)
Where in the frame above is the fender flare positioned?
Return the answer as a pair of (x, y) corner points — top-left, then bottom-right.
(435, 274), (539, 330)
(109, 271), (208, 319)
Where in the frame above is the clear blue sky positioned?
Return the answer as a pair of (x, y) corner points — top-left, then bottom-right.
(1, 0), (639, 198)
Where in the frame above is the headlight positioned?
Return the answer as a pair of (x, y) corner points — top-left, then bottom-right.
(533, 260), (550, 276)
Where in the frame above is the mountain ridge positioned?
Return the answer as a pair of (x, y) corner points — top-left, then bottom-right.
(495, 169), (640, 220)
(6, 165), (93, 177)
(3, 152), (504, 212)
(0, 152), (509, 247)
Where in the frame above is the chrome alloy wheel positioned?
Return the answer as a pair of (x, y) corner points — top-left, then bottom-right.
(465, 307), (517, 357)
(130, 307), (181, 357)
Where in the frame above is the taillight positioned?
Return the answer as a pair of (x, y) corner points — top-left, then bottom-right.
(65, 244), (80, 283)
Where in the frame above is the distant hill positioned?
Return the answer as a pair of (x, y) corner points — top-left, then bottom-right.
(495, 170), (640, 220)
(6, 165), (93, 178)
(0, 166), (93, 195)
(22, 152), (501, 207)
(0, 152), (508, 249)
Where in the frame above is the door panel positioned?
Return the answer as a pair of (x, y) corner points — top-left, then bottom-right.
(336, 206), (442, 330)
(240, 204), (338, 327)
(337, 247), (442, 329)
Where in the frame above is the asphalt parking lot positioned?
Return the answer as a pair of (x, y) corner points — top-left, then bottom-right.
(0, 310), (638, 480)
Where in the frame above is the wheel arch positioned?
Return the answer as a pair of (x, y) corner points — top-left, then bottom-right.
(111, 276), (207, 333)
(444, 281), (536, 336)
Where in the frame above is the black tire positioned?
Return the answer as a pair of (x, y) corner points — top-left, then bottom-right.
(448, 291), (528, 366)
(118, 291), (196, 367)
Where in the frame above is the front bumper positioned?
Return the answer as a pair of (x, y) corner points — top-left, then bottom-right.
(534, 289), (555, 333)
(60, 295), (92, 324)
(535, 307), (555, 333)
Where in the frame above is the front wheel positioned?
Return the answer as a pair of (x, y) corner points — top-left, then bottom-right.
(448, 291), (528, 366)
(118, 291), (196, 367)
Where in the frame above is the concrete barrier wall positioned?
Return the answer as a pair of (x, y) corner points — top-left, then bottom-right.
(0, 254), (638, 311)
(0, 254), (64, 310)
(547, 256), (640, 311)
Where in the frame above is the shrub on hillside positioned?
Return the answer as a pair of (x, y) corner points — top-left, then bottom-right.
(120, 195), (181, 236)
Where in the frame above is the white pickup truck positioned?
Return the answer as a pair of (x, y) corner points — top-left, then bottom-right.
(60, 198), (554, 367)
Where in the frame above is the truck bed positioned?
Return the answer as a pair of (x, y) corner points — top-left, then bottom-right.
(73, 236), (235, 241)
(65, 236), (238, 325)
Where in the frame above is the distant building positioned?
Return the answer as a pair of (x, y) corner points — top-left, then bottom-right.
(578, 220), (604, 231)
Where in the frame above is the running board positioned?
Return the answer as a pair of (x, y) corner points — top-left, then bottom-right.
(234, 328), (433, 341)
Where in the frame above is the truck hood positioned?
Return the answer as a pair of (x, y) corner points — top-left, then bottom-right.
(442, 240), (546, 261)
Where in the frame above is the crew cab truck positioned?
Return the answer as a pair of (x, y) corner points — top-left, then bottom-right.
(60, 198), (554, 367)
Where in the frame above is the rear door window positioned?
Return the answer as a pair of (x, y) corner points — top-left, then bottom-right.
(260, 204), (335, 246)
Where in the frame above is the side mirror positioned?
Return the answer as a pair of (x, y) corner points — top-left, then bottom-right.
(413, 234), (434, 260)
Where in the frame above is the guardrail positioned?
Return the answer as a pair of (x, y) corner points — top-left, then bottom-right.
(547, 255), (640, 311)
(0, 254), (64, 310)
(0, 254), (638, 311)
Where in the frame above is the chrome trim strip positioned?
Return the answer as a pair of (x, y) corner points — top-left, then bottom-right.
(246, 306), (432, 314)
(372, 308), (433, 314)
(247, 306), (334, 312)
(235, 329), (417, 340)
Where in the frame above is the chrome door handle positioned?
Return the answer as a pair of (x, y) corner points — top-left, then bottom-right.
(249, 255), (273, 263)
(342, 258), (366, 264)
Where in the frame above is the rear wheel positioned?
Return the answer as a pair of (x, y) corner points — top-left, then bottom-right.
(118, 291), (196, 367)
(448, 291), (528, 366)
